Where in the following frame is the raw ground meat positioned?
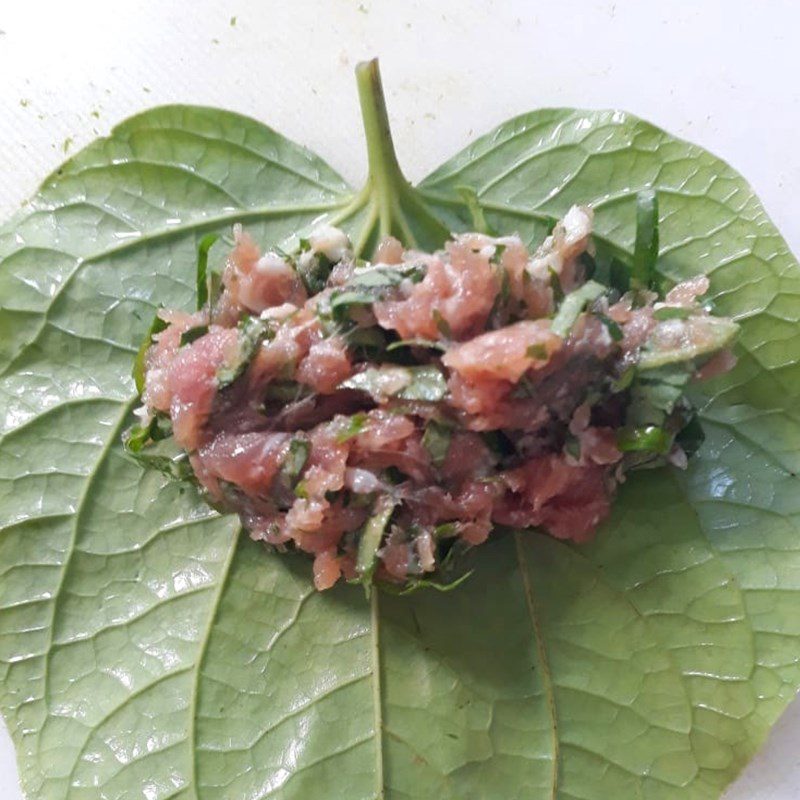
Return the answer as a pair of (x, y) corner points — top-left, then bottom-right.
(132, 208), (737, 589)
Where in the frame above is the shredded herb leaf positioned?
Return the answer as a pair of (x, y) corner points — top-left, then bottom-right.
(551, 280), (606, 337)
(335, 412), (369, 443)
(132, 311), (169, 394)
(632, 188), (659, 291)
(421, 419), (452, 468)
(179, 325), (209, 347)
(195, 233), (220, 309)
(356, 495), (397, 587)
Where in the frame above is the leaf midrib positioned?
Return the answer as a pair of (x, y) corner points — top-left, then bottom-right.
(188, 525), (242, 800)
(370, 590), (385, 800)
(514, 533), (559, 799)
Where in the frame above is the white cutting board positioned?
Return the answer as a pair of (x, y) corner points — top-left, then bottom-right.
(0, 1), (799, 797)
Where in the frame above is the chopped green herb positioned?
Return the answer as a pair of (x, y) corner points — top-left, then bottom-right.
(653, 305), (692, 321)
(610, 366), (635, 393)
(216, 316), (274, 387)
(480, 429), (515, 459)
(394, 569), (475, 595)
(551, 280), (605, 337)
(433, 522), (459, 539)
(386, 338), (446, 353)
(564, 434), (581, 460)
(432, 308), (452, 339)
(617, 425), (672, 454)
(297, 250), (334, 295)
(422, 420), (452, 468)
(335, 412), (369, 443)
(632, 188), (659, 291)
(595, 313), (623, 341)
(356, 495), (397, 587)
(340, 364), (447, 402)
(510, 375), (537, 399)
(123, 413), (172, 454)
(270, 437), (311, 507)
(626, 364), (692, 428)
(638, 316), (739, 370)
(284, 438), (311, 478)
(132, 311), (169, 394)
(195, 233), (220, 309)
(489, 262), (512, 327)
(179, 325), (209, 347)
(526, 343), (549, 360)
(548, 267), (565, 304)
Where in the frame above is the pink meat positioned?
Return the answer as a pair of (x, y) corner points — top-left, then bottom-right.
(313, 548), (342, 590)
(374, 236), (405, 264)
(196, 432), (291, 496)
(167, 327), (240, 450)
(295, 336), (353, 393)
(500, 239), (553, 318)
(142, 310), (208, 413)
(374, 240), (497, 340)
(351, 412), (433, 483)
(442, 319), (562, 382)
(494, 455), (611, 542)
(218, 228), (307, 319)
(139, 219), (736, 590)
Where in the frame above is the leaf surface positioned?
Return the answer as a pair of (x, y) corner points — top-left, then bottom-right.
(1, 98), (799, 800)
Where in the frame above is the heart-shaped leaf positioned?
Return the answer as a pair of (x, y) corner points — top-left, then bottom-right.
(1, 60), (798, 800)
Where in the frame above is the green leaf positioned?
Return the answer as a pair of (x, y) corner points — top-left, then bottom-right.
(325, 264), (426, 322)
(456, 185), (493, 234)
(179, 323), (209, 346)
(386, 568), (475, 595)
(356, 495), (397, 585)
(617, 425), (672, 454)
(385, 337), (446, 353)
(334, 411), (369, 443)
(195, 232), (220, 309)
(340, 364), (447, 402)
(132, 310), (168, 394)
(270, 436), (311, 507)
(550, 279), (605, 337)
(653, 305), (692, 321)
(639, 315), (740, 369)
(632, 187), (659, 290)
(216, 315), (273, 387)
(421, 419), (452, 468)
(431, 307), (452, 339)
(1, 63), (799, 800)
(595, 312), (624, 341)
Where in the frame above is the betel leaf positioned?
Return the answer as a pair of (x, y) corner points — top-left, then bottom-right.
(0, 58), (798, 800)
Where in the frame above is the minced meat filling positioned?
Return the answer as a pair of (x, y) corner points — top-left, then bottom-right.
(128, 207), (738, 591)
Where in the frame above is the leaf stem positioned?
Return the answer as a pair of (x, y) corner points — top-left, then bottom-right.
(351, 59), (450, 256)
(356, 59), (411, 219)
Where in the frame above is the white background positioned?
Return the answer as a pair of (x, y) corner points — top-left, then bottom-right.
(0, 1), (799, 797)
